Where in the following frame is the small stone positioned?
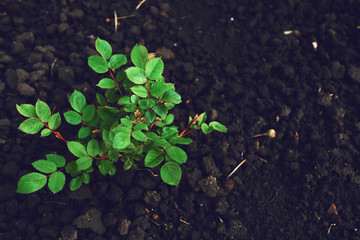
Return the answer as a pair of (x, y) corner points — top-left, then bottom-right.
(348, 65), (360, 83)
(69, 9), (84, 20)
(198, 176), (219, 198)
(0, 54), (13, 64)
(73, 208), (105, 235)
(202, 157), (221, 177)
(60, 225), (77, 240)
(156, 47), (174, 60)
(332, 61), (345, 79)
(143, 190), (161, 208)
(15, 32), (35, 44)
(58, 23), (70, 34)
(118, 219), (131, 235)
(150, 6), (159, 16)
(30, 70), (46, 82)
(15, 68), (30, 83)
(57, 66), (75, 86)
(227, 220), (247, 239)
(17, 83), (35, 96)
(129, 26), (140, 36)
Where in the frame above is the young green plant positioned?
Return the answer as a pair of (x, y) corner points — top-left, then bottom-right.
(16, 38), (227, 194)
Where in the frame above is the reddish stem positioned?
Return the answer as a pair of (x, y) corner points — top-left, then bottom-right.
(108, 69), (122, 96)
(43, 122), (67, 143)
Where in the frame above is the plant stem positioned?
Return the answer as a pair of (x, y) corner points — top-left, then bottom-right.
(43, 122), (67, 143)
(108, 69), (122, 96)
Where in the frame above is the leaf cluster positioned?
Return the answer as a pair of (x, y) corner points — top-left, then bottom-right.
(16, 38), (227, 194)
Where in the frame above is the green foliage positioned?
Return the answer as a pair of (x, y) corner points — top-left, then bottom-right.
(16, 38), (227, 194)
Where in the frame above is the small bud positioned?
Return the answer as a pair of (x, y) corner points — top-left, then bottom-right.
(267, 129), (276, 138)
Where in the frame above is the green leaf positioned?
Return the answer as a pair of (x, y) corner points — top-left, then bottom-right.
(134, 122), (148, 131)
(162, 91), (181, 104)
(145, 148), (164, 167)
(165, 146), (187, 164)
(150, 81), (167, 97)
(161, 127), (178, 139)
(31, 160), (57, 173)
(46, 154), (66, 167)
(87, 139), (99, 157)
(209, 121), (227, 133)
(70, 177), (82, 191)
(201, 123), (214, 134)
(102, 130), (112, 147)
(130, 95), (140, 104)
(146, 132), (160, 140)
(16, 104), (36, 117)
(109, 164), (116, 176)
(97, 106), (116, 122)
(96, 93), (106, 105)
(165, 114), (174, 125)
(95, 38), (112, 60)
(153, 103), (168, 117)
(131, 44), (148, 69)
(130, 85), (148, 98)
(35, 99), (51, 122)
(113, 132), (131, 149)
(160, 161), (181, 186)
(48, 172), (65, 194)
(121, 118), (133, 128)
(64, 111), (82, 125)
(81, 172), (90, 184)
(132, 130), (147, 141)
(124, 104), (136, 112)
(18, 118), (44, 134)
(40, 128), (52, 137)
(145, 110), (156, 123)
(65, 161), (81, 177)
(70, 90), (86, 113)
(88, 55), (109, 73)
(145, 57), (164, 80)
(118, 96), (131, 105)
(116, 70), (127, 82)
(97, 78), (116, 89)
(82, 105), (96, 122)
(125, 67), (147, 84)
(78, 127), (91, 139)
(169, 136), (193, 145)
(67, 141), (87, 157)
(154, 138), (171, 148)
(138, 99), (150, 110)
(108, 149), (119, 161)
(48, 113), (61, 130)
(17, 172), (47, 194)
(198, 112), (207, 126)
(108, 54), (127, 69)
(99, 160), (111, 175)
(76, 156), (93, 170)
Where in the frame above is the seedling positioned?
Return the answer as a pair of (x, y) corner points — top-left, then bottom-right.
(16, 38), (227, 194)
(251, 129), (276, 139)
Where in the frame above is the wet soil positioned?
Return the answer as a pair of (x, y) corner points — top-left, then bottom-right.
(1, 0), (360, 239)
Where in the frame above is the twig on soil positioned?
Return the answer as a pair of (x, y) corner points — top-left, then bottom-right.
(50, 58), (57, 81)
(327, 223), (336, 234)
(145, 168), (159, 177)
(269, 185), (283, 202)
(136, 0), (147, 10)
(179, 217), (190, 225)
(145, 215), (160, 226)
(227, 159), (247, 179)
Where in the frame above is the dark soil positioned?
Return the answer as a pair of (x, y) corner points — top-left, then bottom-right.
(1, 0), (360, 239)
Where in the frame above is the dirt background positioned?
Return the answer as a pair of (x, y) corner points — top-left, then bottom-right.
(1, 0), (360, 239)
